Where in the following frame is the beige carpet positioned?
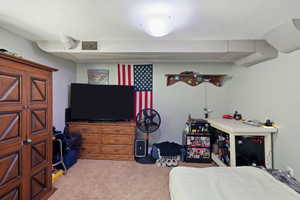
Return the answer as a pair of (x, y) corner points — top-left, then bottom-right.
(50, 159), (213, 200)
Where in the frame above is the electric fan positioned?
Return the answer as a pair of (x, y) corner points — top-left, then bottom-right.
(135, 108), (161, 164)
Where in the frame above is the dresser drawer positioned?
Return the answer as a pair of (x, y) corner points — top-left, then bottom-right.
(81, 134), (100, 144)
(102, 145), (133, 155)
(101, 127), (135, 135)
(80, 144), (101, 154)
(69, 126), (100, 134)
(102, 135), (134, 145)
(69, 126), (81, 133)
(80, 126), (100, 132)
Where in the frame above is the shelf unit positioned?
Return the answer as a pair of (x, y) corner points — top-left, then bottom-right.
(183, 119), (211, 163)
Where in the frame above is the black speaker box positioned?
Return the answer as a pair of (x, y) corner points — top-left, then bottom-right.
(65, 108), (71, 122)
(236, 136), (265, 166)
(135, 140), (146, 158)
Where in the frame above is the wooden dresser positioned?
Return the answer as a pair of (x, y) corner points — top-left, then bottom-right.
(68, 121), (135, 161)
(0, 53), (57, 200)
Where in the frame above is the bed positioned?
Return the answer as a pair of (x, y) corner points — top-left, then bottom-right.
(169, 166), (300, 200)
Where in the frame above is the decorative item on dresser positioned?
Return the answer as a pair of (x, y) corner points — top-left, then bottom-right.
(0, 53), (57, 200)
(67, 121), (136, 161)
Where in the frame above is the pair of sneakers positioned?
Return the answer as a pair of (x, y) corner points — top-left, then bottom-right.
(156, 157), (178, 167)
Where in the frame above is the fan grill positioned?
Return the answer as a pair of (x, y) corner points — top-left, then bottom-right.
(136, 108), (161, 133)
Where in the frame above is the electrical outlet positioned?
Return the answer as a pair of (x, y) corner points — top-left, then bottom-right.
(286, 166), (294, 177)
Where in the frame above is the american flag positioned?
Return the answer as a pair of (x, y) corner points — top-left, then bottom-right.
(118, 64), (153, 120)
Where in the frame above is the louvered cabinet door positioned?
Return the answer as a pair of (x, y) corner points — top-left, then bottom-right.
(26, 71), (53, 200)
(0, 66), (26, 200)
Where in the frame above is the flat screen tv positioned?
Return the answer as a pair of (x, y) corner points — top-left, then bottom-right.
(70, 83), (134, 121)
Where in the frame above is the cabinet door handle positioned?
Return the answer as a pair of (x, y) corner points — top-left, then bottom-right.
(22, 105), (32, 110)
(22, 138), (32, 145)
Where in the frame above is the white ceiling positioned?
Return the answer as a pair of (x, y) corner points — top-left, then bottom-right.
(1, 0), (300, 41)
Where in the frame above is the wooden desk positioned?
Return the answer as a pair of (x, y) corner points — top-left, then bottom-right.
(207, 118), (277, 168)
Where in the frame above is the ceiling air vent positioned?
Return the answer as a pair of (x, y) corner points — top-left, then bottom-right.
(82, 41), (98, 50)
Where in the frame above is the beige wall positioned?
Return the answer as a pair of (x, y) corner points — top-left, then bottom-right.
(227, 50), (300, 179)
(0, 27), (77, 130)
(3, 22), (300, 178)
(78, 55), (300, 179)
(77, 63), (234, 143)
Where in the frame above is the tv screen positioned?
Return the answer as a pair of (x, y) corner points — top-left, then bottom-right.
(70, 83), (134, 121)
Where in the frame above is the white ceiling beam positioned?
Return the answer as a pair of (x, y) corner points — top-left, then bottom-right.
(36, 40), (278, 66)
(37, 40), (258, 53)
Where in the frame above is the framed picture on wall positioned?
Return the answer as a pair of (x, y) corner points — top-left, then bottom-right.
(87, 69), (109, 85)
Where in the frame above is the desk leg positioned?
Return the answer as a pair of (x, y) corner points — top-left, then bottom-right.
(230, 135), (236, 167)
(265, 134), (272, 169)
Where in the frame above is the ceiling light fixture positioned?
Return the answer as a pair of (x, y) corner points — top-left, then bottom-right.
(138, 2), (174, 37)
(132, 1), (190, 38)
(144, 15), (173, 37)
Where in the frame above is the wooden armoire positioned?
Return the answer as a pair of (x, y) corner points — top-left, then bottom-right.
(0, 53), (57, 200)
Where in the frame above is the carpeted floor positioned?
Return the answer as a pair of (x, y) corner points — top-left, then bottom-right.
(49, 159), (213, 200)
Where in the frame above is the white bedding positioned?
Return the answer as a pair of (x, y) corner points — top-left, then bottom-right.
(169, 166), (300, 200)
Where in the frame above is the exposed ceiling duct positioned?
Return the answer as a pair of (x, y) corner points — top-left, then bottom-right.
(36, 40), (278, 66)
(264, 19), (300, 53)
(234, 41), (278, 67)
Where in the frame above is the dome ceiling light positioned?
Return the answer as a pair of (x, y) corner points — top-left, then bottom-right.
(136, 1), (175, 37)
(143, 15), (173, 37)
